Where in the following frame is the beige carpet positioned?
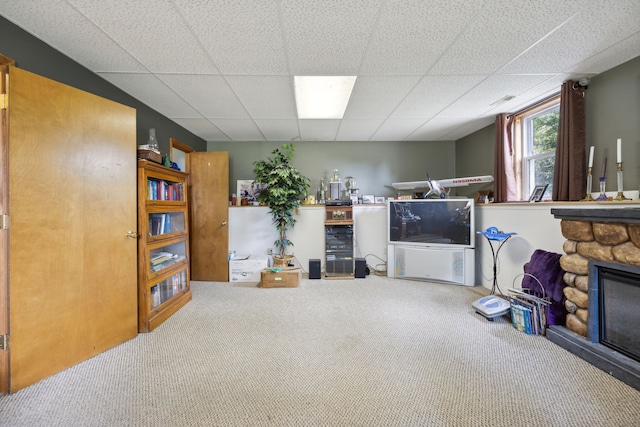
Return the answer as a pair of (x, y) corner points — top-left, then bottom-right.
(1, 275), (639, 427)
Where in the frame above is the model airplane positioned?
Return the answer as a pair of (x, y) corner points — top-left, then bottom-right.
(391, 174), (494, 199)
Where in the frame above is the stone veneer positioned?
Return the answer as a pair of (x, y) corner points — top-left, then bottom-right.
(553, 208), (640, 337)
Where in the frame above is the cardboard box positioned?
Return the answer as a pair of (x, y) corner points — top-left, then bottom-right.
(229, 255), (269, 283)
(260, 267), (301, 288)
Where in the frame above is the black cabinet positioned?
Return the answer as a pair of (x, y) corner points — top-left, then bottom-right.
(325, 224), (354, 277)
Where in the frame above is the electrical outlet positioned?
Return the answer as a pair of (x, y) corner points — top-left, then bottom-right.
(267, 248), (273, 255)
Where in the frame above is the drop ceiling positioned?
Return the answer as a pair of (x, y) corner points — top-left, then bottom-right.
(2, 0), (639, 143)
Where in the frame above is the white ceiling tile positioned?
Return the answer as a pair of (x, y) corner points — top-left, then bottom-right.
(254, 119), (300, 141)
(437, 75), (555, 118)
(226, 76), (297, 119)
(210, 119), (265, 141)
(500, 0), (640, 74)
(98, 72), (201, 118)
(0, 0), (146, 72)
(173, 0), (288, 75)
(69, 0), (218, 73)
(298, 120), (341, 141)
(442, 118), (495, 141)
(3, 0), (638, 143)
(343, 76), (422, 119)
(370, 119), (426, 141)
(571, 32), (640, 74)
(158, 74), (249, 118)
(430, 0), (591, 75)
(171, 118), (230, 141)
(336, 119), (386, 141)
(360, 0), (485, 75)
(280, 0), (383, 75)
(391, 75), (487, 119)
(407, 118), (493, 141)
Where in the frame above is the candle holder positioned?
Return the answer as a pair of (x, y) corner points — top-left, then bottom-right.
(582, 167), (594, 201)
(614, 162), (630, 201)
(596, 177), (608, 201)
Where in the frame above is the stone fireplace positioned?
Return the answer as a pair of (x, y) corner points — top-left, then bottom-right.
(548, 207), (640, 390)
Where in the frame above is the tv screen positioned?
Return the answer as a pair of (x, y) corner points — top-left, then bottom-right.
(387, 199), (474, 248)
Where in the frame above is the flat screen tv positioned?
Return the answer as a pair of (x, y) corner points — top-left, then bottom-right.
(387, 198), (475, 249)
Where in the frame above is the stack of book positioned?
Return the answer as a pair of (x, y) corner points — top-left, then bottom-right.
(150, 252), (179, 272)
(507, 287), (551, 335)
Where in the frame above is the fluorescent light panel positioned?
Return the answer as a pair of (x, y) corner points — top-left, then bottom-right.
(294, 76), (357, 119)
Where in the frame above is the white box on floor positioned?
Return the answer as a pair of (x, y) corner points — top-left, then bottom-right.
(229, 255), (269, 282)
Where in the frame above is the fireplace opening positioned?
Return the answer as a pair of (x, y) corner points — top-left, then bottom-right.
(598, 267), (640, 363)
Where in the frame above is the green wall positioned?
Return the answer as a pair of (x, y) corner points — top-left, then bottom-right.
(586, 55), (640, 191)
(455, 55), (640, 197)
(210, 140), (456, 199)
(0, 16), (206, 154)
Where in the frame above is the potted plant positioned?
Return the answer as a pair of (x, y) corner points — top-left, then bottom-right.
(253, 144), (310, 267)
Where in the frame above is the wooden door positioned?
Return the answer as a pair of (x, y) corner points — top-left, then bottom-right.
(0, 66), (138, 393)
(188, 152), (229, 281)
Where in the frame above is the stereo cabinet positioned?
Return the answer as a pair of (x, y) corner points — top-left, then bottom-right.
(325, 206), (354, 278)
(137, 160), (192, 332)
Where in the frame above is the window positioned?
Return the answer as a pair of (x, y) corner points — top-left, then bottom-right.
(514, 96), (560, 200)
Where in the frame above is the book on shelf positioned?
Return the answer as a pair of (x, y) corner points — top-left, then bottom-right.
(149, 213), (168, 236)
(147, 179), (184, 202)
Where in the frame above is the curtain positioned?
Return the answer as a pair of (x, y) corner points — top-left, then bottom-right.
(493, 113), (517, 202)
(553, 80), (586, 201)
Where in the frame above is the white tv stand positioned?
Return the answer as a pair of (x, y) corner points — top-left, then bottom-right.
(387, 244), (475, 286)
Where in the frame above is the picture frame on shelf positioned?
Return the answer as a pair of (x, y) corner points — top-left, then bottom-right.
(374, 196), (385, 204)
(362, 194), (375, 204)
(474, 190), (491, 203)
(236, 180), (266, 206)
(528, 184), (548, 202)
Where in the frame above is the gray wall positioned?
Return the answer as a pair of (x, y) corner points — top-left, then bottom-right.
(586, 55), (640, 190)
(455, 55), (640, 196)
(454, 125), (496, 198)
(210, 140), (455, 199)
(0, 16), (206, 154)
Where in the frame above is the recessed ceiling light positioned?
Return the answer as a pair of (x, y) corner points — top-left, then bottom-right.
(294, 76), (357, 119)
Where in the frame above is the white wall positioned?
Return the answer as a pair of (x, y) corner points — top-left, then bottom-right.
(475, 200), (640, 292)
(229, 201), (640, 287)
(228, 205), (387, 273)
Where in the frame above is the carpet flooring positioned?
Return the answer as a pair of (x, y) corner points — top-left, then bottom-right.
(1, 275), (639, 426)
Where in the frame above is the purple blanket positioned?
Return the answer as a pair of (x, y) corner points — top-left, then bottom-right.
(521, 249), (567, 326)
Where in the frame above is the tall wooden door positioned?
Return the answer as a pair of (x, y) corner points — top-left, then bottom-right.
(188, 152), (229, 281)
(0, 66), (138, 393)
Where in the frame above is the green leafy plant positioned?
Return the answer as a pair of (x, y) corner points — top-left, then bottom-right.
(253, 144), (310, 260)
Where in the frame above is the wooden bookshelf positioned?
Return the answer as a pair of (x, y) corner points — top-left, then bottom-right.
(137, 160), (192, 332)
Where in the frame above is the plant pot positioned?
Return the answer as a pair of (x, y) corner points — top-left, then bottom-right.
(272, 255), (294, 268)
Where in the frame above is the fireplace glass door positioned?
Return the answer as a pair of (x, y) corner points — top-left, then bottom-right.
(599, 268), (640, 363)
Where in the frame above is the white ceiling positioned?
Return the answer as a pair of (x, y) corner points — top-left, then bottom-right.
(2, 0), (639, 143)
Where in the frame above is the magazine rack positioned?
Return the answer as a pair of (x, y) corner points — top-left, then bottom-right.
(508, 273), (551, 335)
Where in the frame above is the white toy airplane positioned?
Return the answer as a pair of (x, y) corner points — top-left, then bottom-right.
(391, 174), (494, 199)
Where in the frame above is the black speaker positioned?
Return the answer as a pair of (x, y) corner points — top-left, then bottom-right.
(309, 259), (321, 279)
(355, 258), (367, 278)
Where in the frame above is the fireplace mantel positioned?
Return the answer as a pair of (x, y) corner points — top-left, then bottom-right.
(551, 207), (640, 223)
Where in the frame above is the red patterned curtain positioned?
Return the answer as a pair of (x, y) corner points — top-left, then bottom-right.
(493, 113), (517, 202)
(553, 81), (586, 201)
